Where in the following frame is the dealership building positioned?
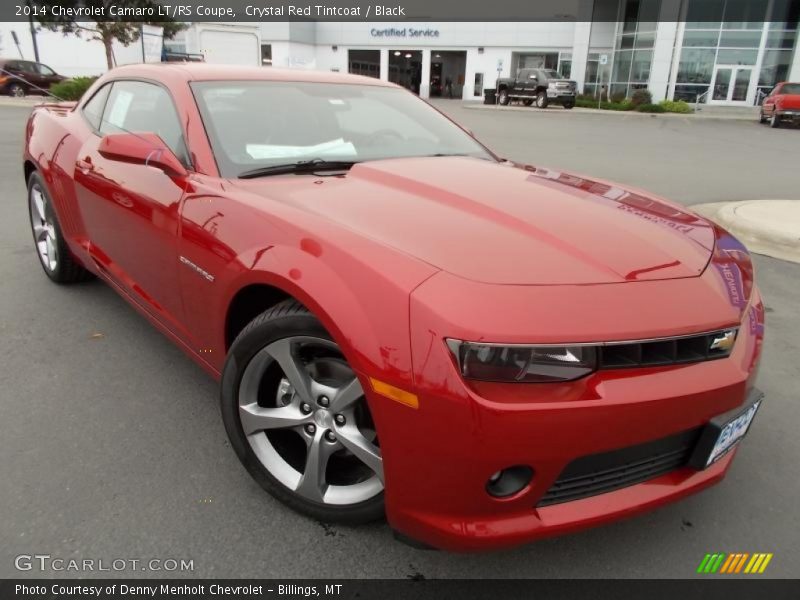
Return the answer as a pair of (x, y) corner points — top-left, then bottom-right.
(1, 0), (798, 106)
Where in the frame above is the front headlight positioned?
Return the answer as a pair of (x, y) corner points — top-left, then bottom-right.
(446, 339), (597, 383)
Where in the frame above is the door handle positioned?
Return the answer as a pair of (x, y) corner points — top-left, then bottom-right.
(76, 157), (93, 175)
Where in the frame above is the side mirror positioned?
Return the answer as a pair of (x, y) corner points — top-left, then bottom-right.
(98, 132), (187, 177)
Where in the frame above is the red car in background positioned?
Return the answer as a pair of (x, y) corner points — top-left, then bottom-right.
(23, 64), (765, 551)
(760, 81), (800, 127)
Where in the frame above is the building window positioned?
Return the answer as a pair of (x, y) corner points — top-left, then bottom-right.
(261, 44), (272, 66)
(610, 0), (661, 98)
(558, 52), (572, 78)
(583, 52), (613, 96)
(473, 72), (484, 96)
(675, 0), (798, 103)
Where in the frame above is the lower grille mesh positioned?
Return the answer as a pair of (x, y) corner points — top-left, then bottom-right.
(537, 427), (702, 507)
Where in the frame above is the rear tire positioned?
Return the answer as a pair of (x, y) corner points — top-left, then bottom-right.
(8, 83), (26, 98)
(759, 110), (767, 123)
(536, 91), (549, 108)
(221, 300), (385, 525)
(27, 172), (93, 284)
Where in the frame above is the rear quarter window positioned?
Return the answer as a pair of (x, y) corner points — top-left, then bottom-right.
(82, 84), (112, 131)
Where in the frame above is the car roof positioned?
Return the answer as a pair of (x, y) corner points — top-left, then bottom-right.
(105, 63), (396, 88)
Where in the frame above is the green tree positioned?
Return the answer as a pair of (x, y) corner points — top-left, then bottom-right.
(37, 1), (186, 70)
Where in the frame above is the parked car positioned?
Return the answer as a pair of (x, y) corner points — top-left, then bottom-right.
(760, 82), (800, 128)
(23, 64), (764, 551)
(496, 68), (577, 108)
(0, 58), (65, 97)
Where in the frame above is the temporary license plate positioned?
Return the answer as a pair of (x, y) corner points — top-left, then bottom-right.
(688, 390), (763, 469)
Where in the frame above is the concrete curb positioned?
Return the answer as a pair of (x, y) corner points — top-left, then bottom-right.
(461, 103), (759, 121)
(692, 200), (800, 264)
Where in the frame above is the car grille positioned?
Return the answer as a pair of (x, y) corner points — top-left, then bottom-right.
(537, 427), (702, 507)
(598, 329), (737, 369)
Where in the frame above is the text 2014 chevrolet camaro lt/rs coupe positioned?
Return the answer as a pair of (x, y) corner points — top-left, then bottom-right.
(24, 64), (764, 551)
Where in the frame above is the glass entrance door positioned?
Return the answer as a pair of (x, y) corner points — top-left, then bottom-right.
(710, 66), (753, 104)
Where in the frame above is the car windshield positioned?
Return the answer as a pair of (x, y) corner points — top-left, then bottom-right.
(191, 81), (495, 177)
(780, 83), (800, 94)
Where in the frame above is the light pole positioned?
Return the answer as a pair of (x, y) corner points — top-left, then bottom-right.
(27, 0), (40, 62)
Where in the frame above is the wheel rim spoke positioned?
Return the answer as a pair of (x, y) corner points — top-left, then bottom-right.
(31, 188), (46, 222)
(329, 376), (364, 413)
(265, 338), (315, 404)
(295, 430), (335, 502)
(337, 424), (384, 482)
(239, 403), (309, 435)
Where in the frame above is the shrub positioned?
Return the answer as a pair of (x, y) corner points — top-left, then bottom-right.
(630, 89), (653, 107)
(576, 97), (635, 111)
(635, 103), (666, 113)
(49, 77), (98, 101)
(659, 99), (693, 113)
(601, 100), (634, 111)
(609, 91), (627, 103)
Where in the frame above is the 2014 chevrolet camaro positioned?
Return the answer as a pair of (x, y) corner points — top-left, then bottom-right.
(24, 64), (764, 551)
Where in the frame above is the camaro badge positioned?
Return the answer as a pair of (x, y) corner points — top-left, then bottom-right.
(179, 256), (215, 282)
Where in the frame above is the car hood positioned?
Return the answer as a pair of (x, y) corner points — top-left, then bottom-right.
(232, 157), (715, 285)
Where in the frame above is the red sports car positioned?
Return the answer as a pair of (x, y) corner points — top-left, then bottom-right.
(23, 64), (764, 551)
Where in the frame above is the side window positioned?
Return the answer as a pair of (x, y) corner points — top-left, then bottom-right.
(82, 83), (112, 131)
(20, 61), (37, 74)
(99, 80), (190, 168)
(36, 63), (56, 76)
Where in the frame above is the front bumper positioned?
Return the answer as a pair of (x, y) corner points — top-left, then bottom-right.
(546, 89), (576, 100)
(368, 269), (764, 551)
(776, 109), (800, 122)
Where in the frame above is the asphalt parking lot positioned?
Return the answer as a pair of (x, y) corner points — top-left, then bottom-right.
(1, 102), (799, 579)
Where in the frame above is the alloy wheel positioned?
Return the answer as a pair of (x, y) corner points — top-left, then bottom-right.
(29, 183), (58, 272)
(10, 84), (25, 98)
(238, 335), (383, 506)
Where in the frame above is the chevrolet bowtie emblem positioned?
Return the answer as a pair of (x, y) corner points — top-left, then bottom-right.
(709, 330), (736, 352)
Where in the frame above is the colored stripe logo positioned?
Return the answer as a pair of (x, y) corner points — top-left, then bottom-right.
(697, 553), (773, 574)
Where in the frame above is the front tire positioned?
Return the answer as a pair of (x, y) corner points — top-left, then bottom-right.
(759, 110), (767, 123)
(221, 300), (385, 524)
(28, 172), (93, 283)
(770, 112), (780, 128)
(536, 91), (549, 108)
(498, 89), (509, 105)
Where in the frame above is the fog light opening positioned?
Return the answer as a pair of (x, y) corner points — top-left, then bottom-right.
(486, 465), (534, 498)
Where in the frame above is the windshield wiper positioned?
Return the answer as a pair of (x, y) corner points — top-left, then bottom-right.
(238, 158), (359, 179)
